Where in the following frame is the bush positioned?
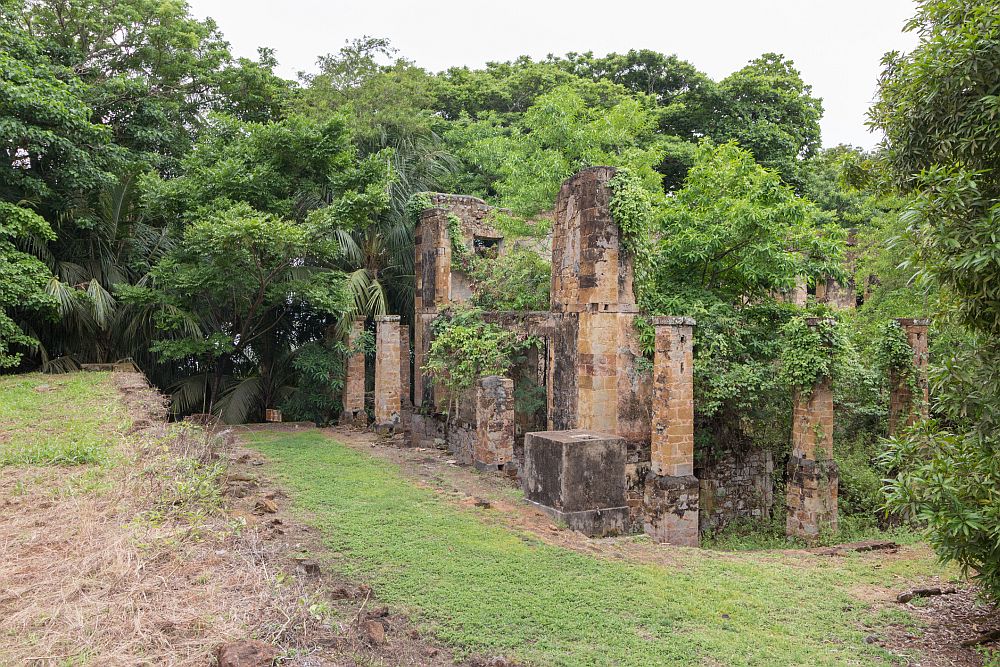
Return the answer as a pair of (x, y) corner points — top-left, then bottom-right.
(470, 247), (551, 312)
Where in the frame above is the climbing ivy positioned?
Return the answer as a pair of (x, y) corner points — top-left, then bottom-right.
(778, 316), (845, 394)
(445, 213), (476, 271)
(873, 319), (922, 405)
(405, 191), (434, 226)
(608, 168), (655, 276)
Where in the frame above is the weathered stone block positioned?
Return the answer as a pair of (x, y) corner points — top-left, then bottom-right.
(522, 430), (628, 536)
(643, 472), (700, 547)
(474, 375), (514, 470)
(374, 315), (401, 432)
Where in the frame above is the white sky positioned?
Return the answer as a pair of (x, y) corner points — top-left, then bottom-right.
(187, 0), (920, 150)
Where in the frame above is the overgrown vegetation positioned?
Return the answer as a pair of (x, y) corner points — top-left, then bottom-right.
(1, 0), (996, 583)
(871, 0), (1000, 602)
(423, 306), (537, 399)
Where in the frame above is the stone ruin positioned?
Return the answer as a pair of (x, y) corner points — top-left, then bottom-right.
(339, 167), (931, 545)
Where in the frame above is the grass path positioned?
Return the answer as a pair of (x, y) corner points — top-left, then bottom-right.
(248, 430), (950, 667)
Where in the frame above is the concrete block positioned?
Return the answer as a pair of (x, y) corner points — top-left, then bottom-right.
(522, 429), (628, 537)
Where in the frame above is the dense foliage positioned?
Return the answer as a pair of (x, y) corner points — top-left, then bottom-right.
(423, 306), (536, 400)
(872, 0), (1000, 601)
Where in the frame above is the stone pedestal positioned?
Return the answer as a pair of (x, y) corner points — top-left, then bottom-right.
(341, 318), (367, 426)
(522, 430), (629, 536)
(475, 376), (514, 471)
(786, 318), (838, 539)
(374, 315), (401, 433)
(786, 456), (839, 539)
(888, 318), (930, 435)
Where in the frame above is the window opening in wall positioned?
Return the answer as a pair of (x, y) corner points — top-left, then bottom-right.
(474, 236), (501, 259)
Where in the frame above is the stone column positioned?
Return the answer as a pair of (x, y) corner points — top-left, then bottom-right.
(643, 316), (699, 547)
(888, 318), (930, 435)
(341, 318), (366, 426)
(474, 376), (515, 471)
(374, 315), (401, 433)
(399, 324), (411, 408)
(786, 318), (839, 540)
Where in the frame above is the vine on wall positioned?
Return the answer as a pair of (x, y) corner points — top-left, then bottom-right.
(778, 316), (845, 394)
(608, 168), (655, 277)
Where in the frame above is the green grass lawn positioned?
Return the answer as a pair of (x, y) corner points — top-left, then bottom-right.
(249, 430), (950, 667)
(0, 372), (126, 466)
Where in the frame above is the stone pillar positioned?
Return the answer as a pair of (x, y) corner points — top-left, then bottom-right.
(643, 316), (699, 547)
(786, 318), (839, 540)
(474, 376), (514, 471)
(399, 324), (411, 408)
(374, 315), (401, 433)
(790, 277), (808, 307)
(341, 318), (366, 426)
(888, 318), (930, 435)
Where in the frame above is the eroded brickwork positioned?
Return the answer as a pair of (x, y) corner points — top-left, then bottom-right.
(474, 375), (515, 470)
(786, 318), (839, 539)
(341, 319), (366, 426)
(888, 318), (930, 435)
(650, 317), (695, 477)
(374, 315), (401, 432)
(551, 167), (635, 313)
(643, 316), (699, 546)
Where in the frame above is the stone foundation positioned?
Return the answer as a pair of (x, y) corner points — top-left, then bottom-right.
(785, 456), (839, 538)
(522, 430), (629, 537)
(643, 473), (700, 547)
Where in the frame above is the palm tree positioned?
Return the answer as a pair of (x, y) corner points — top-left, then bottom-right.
(335, 126), (457, 322)
(21, 175), (185, 380)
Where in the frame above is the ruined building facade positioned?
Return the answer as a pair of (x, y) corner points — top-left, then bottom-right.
(348, 167), (930, 544)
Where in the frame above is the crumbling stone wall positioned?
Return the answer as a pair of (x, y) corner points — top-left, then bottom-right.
(888, 318), (930, 435)
(697, 444), (774, 534)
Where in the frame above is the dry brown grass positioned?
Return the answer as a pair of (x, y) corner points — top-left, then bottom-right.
(0, 373), (331, 666)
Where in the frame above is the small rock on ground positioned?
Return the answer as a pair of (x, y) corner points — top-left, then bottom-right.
(216, 639), (277, 667)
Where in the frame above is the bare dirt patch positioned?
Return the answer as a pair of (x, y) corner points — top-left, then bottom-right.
(0, 374), (472, 666)
(873, 583), (999, 667)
